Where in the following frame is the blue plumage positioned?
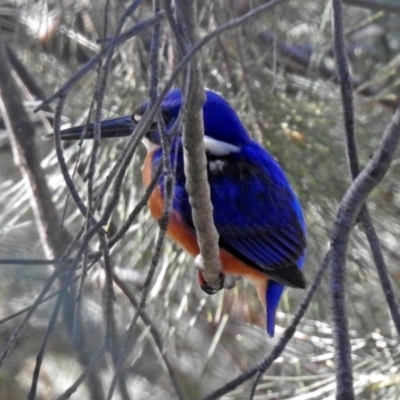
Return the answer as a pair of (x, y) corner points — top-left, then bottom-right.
(59, 88), (307, 336)
(152, 90), (307, 336)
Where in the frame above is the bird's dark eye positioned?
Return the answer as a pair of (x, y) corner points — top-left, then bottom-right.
(131, 107), (171, 127)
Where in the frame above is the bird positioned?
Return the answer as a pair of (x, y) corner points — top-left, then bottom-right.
(57, 89), (307, 337)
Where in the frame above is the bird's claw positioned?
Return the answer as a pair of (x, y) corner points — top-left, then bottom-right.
(195, 254), (225, 294)
(195, 254), (239, 293)
(197, 270), (225, 294)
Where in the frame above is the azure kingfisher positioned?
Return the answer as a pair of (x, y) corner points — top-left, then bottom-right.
(57, 89), (307, 337)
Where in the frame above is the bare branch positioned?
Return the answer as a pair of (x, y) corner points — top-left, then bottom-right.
(34, 11), (165, 112)
(202, 253), (331, 400)
(27, 268), (77, 400)
(202, 99), (400, 398)
(56, 345), (107, 400)
(176, 0), (222, 288)
(331, 0), (400, 398)
(0, 43), (72, 258)
(330, 1), (357, 396)
(332, 0), (400, 338)
(343, 0), (400, 12)
(111, 274), (184, 400)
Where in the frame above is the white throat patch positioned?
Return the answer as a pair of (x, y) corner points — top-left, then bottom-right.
(142, 135), (240, 156)
(203, 136), (240, 156)
(142, 137), (160, 153)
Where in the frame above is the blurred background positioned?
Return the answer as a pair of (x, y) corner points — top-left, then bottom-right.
(0, 0), (400, 399)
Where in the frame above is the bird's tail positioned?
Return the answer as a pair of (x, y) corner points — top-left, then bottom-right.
(266, 252), (306, 337)
(266, 280), (285, 337)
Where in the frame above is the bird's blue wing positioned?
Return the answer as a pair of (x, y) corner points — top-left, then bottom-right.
(172, 141), (306, 285)
(207, 143), (306, 288)
(171, 141), (306, 336)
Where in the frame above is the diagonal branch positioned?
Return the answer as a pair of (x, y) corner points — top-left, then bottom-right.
(0, 39), (105, 400)
(331, 0), (400, 397)
(202, 98), (400, 400)
(202, 252), (331, 400)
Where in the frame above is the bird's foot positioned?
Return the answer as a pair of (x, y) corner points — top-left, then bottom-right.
(195, 254), (238, 294)
(197, 270), (225, 294)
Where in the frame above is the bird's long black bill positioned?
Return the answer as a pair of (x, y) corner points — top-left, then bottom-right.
(52, 116), (136, 140)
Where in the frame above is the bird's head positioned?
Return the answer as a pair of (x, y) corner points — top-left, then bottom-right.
(57, 89), (250, 156)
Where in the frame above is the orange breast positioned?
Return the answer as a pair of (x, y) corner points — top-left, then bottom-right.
(142, 150), (268, 306)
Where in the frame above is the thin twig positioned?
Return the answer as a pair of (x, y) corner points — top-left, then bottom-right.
(0, 282), (63, 323)
(203, 252), (330, 400)
(53, 95), (90, 216)
(34, 12), (165, 112)
(360, 213), (400, 334)
(331, 0), (400, 398)
(332, 0), (400, 340)
(0, 270), (60, 367)
(105, 116), (175, 397)
(204, 51), (400, 400)
(56, 344), (107, 400)
(0, 40), (105, 399)
(106, 227), (168, 400)
(330, 1), (356, 398)
(90, 0), (144, 207)
(149, 0), (161, 102)
(63, 0), (290, 229)
(112, 273), (184, 400)
(108, 163), (163, 247)
(27, 266), (77, 400)
(175, 0), (222, 287)
(98, 231), (115, 349)
(163, 0), (190, 55)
